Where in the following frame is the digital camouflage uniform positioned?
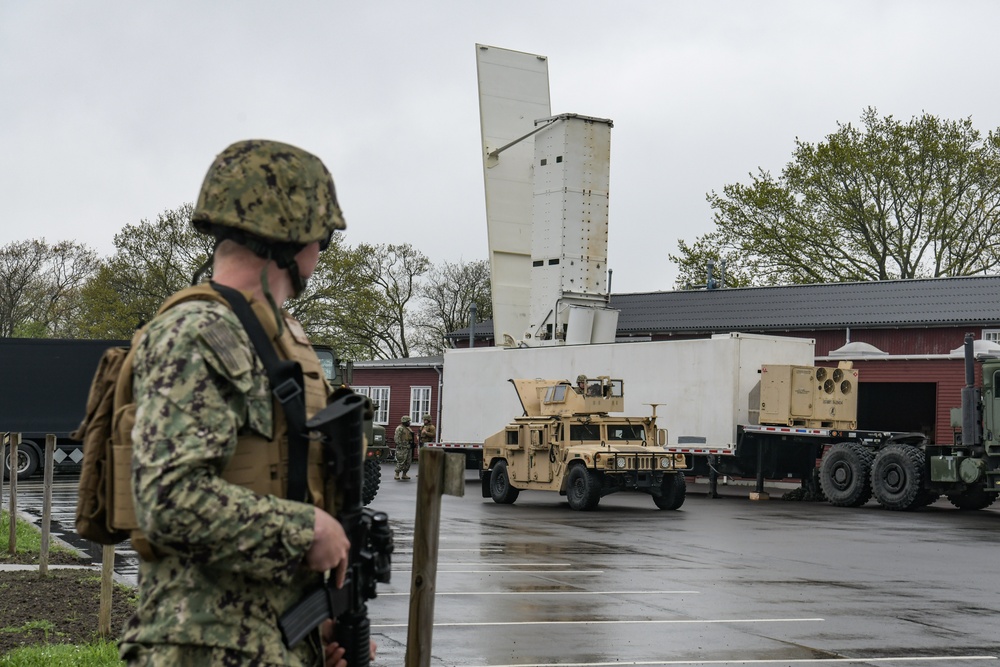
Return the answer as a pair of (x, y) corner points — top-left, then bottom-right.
(120, 299), (326, 667)
(394, 420), (414, 478)
(120, 139), (348, 667)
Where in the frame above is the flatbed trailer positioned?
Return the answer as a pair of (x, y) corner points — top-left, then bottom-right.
(667, 424), (927, 499)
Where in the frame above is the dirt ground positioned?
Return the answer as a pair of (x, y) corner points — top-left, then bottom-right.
(0, 550), (135, 655)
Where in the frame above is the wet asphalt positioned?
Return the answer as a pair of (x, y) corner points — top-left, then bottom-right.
(7, 465), (1000, 666)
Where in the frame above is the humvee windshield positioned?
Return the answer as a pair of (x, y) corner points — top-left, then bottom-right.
(607, 424), (646, 441)
(570, 423), (602, 441)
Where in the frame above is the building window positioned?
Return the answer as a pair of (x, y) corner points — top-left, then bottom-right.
(355, 386), (390, 425)
(410, 386), (431, 422)
(983, 329), (1000, 344)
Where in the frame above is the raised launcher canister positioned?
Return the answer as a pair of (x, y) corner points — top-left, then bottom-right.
(753, 363), (858, 429)
(509, 376), (625, 417)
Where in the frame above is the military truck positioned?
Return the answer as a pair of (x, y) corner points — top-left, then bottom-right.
(812, 333), (999, 511)
(481, 375), (687, 511)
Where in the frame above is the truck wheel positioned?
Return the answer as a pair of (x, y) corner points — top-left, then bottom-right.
(4, 440), (40, 481)
(947, 485), (997, 510)
(566, 465), (601, 511)
(653, 472), (686, 510)
(490, 461), (519, 504)
(871, 445), (925, 511)
(362, 459), (381, 506)
(819, 442), (873, 507)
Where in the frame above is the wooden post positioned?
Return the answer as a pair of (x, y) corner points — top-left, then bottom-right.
(1, 433), (6, 514)
(405, 449), (464, 667)
(7, 433), (19, 555)
(99, 544), (115, 636)
(39, 434), (56, 575)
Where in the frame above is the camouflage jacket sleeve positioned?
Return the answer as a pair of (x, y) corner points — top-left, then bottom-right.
(130, 300), (315, 584)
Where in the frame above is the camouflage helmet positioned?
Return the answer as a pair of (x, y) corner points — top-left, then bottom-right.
(423, 415), (431, 423)
(192, 139), (345, 248)
(401, 416), (411, 424)
(576, 374), (587, 383)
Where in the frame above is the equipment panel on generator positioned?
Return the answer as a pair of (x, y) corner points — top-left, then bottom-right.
(757, 363), (858, 430)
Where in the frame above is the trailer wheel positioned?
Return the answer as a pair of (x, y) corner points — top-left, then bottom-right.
(653, 472), (686, 510)
(3, 440), (40, 481)
(566, 465), (601, 511)
(871, 445), (925, 511)
(819, 442), (873, 507)
(490, 461), (519, 504)
(947, 485), (997, 510)
(362, 459), (381, 506)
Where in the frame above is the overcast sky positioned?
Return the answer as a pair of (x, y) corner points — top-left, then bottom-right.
(3, 1), (999, 294)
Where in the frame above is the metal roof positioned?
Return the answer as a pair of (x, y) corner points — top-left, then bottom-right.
(612, 276), (1000, 333)
(354, 355), (443, 369)
(446, 276), (1000, 339)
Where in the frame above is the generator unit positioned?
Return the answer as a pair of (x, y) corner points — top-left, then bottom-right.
(755, 363), (858, 429)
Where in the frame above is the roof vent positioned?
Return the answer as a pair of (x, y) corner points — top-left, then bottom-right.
(828, 342), (888, 358)
(949, 339), (1000, 359)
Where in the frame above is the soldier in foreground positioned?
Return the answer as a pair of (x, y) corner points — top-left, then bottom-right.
(394, 415), (414, 480)
(120, 140), (374, 666)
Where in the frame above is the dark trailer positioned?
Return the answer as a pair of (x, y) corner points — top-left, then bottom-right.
(0, 337), (125, 479)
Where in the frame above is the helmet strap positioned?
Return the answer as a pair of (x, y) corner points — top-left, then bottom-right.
(190, 239), (221, 286)
(259, 264), (285, 337)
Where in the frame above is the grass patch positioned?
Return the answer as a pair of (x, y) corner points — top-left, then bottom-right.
(0, 638), (123, 666)
(0, 510), (43, 554)
(0, 509), (82, 563)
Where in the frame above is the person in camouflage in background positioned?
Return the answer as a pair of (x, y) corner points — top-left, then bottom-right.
(120, 140), (373, 667)
(419, 414), (436, 445)
(394, 415), (414, 480)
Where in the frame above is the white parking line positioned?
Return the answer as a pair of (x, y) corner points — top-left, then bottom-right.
(372, 617), (824, 629)
(454, 657), (998, 666)
(430, 569), (605, 574)
(392, 561), (576, 566)
(379, 590), (699, 597)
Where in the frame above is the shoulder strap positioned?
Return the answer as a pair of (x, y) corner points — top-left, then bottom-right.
(209, 282), (311, 504)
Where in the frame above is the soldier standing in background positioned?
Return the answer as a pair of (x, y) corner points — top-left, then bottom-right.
(394, 415), (414, 481)
(419, 414), (436, 445)
(120, 140), (372, 667)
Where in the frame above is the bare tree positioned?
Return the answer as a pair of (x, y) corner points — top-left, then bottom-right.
(0, 239), (99, 337)
(411, 259), (492, 355)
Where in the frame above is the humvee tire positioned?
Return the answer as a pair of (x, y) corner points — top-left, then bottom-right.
(653, 471), (686, 510)
(566, 465), (601, 511)
(490, 460), (520, 504)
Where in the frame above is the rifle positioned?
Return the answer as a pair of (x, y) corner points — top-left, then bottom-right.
(279, 391), (394, 665)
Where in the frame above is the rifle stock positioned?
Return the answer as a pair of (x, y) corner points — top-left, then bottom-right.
(279, 392), (393, 665)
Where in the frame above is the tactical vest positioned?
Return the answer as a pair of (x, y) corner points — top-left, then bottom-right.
(111, 284), (330, 560)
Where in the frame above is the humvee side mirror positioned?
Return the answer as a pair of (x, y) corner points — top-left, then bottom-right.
(657, 429), (667, 446)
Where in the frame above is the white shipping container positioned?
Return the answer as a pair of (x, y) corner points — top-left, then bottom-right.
(440, 333), (814, 450)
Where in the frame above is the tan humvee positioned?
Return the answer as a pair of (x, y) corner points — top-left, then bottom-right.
(480, 376), (687, 510)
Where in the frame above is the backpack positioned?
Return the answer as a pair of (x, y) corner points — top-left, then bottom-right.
(72, 340), (135, 545)
(73, 284), (313, 558)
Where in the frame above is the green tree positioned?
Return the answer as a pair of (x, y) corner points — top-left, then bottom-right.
(0, 239), (98, 338)
(411, 259), (492, 355)
(338, 243), (430, 359)
(75, 204), (213, 338)
(288, 232), (383, 361)
(671, 108), (1000, 288)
